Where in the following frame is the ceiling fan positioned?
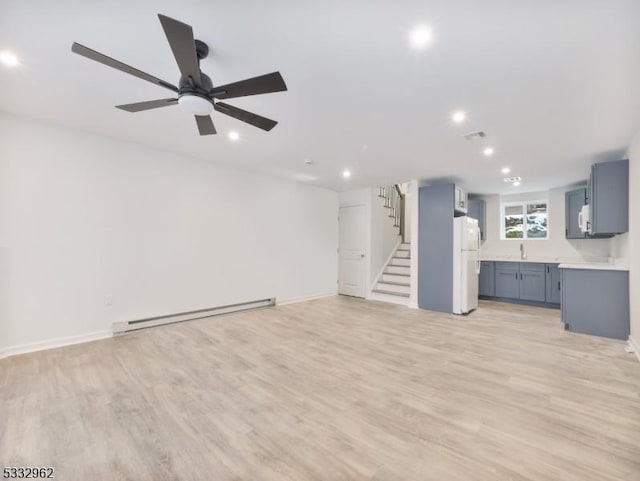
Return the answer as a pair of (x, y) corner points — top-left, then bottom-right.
(71, 14), (287, 136)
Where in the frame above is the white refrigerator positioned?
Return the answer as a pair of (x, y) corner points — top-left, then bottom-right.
(453, 216), (480, 314)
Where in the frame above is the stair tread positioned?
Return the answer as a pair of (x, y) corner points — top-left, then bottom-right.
(372, 289), (410, 298)
(377, 280), (410, 287)
(383, 273), (410, 277)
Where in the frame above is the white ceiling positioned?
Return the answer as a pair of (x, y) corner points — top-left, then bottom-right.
(1, 0), (640, 193)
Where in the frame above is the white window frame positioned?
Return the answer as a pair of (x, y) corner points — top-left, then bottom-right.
(500, 200), (549, 240)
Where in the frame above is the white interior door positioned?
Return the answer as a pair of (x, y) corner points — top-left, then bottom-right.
(339, 205), (366, 297)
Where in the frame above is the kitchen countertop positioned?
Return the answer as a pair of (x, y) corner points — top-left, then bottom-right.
(481, 256), (577, 264)
(480, 256), (629, 271)
(558, 262), (629, 271)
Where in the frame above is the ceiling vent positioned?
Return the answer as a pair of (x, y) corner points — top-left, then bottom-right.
(503, 176), (522, 183)
(462, 131), (486, 140)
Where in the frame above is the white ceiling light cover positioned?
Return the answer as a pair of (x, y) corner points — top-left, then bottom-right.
(178, 95), (214, 116)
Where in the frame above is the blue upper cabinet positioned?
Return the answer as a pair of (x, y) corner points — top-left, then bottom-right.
(565, 188), (587, 239)
(588, 159), (629, 236)
(468, 199), (486, 240)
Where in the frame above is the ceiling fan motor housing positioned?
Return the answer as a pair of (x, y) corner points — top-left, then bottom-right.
(194, 39), (209, 61)
(178, 71), (214, 115)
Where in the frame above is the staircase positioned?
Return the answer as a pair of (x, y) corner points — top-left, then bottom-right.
(368, 184), (412, 305)
(370, 243), (412, 304)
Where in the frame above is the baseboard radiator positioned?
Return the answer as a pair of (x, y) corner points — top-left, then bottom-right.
(113, 298), (276, 334)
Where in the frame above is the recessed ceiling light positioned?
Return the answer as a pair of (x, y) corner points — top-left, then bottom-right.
(501, 167), (511, 174)
(451, 111), (466, 124)
(342, 169), (351, 179)
(228, 131), (240, 141)
(513, 181), (521, 187)
(409, 25), (433, 50)
(0, 50), (19, 67)
(483, 147), (495, 157)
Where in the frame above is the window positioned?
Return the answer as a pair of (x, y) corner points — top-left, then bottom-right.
(502, 201), (548, 239)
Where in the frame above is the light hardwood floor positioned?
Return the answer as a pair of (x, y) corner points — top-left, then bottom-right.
(1, 297), (639, 480)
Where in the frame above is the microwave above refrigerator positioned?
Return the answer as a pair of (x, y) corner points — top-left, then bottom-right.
(578, 204), (590, 234)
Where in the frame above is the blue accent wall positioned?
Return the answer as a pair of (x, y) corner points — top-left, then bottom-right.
(418, 184), (454, 313)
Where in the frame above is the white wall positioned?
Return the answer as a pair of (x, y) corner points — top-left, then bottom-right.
(404, 191), (412, 241)
(0, 112), (339, 354)
(478, 187), (611, 262)
(0, 246), (9, 352)
(369, 189), (401, 285)
(339, 188), (370, 210)
(407, 180), (419, 308)
(625, 130), (640, 348)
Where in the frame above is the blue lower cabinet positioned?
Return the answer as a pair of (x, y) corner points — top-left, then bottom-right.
(482, 261), (558, 308)
(519, 263), (546, 302)
(495, 262), (520, 299)
(545, 264), (561, 304)
(479, 261), (495, 297)
(561, 268), (629, 340)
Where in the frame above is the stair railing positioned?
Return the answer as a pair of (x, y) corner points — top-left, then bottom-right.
(377, 184), (406, 242)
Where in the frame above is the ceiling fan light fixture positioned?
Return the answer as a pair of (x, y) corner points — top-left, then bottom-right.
(178, 94), (214, 116)
(71, 14), (287, 136)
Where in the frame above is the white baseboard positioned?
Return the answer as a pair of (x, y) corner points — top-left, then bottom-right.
(0, 293), (339, 360)
(627, 336), (640, 363)
(277, 291), (338, 306)
(0, 329), (113, 360)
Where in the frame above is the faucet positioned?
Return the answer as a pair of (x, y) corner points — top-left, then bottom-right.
(520, 243), (527, 260)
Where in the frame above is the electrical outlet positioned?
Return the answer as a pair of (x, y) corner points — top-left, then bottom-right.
(104, 295), (113, 306)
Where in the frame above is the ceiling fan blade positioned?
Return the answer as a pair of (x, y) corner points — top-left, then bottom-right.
(214, 102), (278, 131)
(71, 43), (179, 93)
(211, 72), (287, 100)
(195, 115), (216, 135)
(116, 98), (179, 112)
(158, 14), (202, 86)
